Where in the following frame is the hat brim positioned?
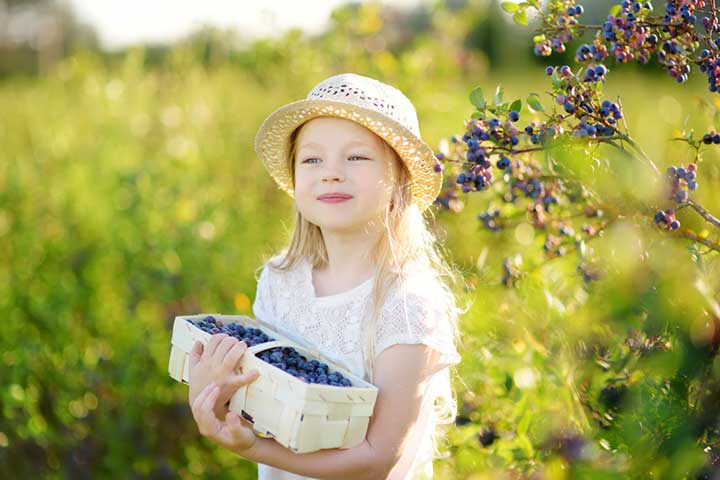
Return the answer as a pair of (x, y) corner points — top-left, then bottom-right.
(253, 98), (443, 213)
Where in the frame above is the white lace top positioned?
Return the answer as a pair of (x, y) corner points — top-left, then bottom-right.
(251, 253), (462, 480)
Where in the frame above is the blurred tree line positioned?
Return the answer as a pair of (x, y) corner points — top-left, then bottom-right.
(1, 0), (649, 81)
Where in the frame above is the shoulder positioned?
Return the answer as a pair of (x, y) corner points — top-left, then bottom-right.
(256, 251), (295, 279)
(373, 262), (462, 371)
(380, 264), (446, 325)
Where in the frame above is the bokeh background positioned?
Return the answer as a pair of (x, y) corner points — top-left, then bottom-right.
(2, 0), (720, 478)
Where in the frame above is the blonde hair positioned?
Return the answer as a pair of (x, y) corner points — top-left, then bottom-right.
(258, 116), (469, 464)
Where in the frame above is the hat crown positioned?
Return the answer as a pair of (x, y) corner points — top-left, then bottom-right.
(306, 73), (421, 138)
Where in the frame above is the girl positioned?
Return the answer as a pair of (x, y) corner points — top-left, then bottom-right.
(187, 73), (468, 479)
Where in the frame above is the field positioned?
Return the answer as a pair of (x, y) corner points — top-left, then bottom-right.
(2, 3), (720, 478)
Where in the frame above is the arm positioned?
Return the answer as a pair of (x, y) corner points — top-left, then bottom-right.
(234, 344), (441, 480)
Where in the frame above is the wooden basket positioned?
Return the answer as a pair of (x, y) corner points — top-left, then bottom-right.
(168, 313), (378, 454)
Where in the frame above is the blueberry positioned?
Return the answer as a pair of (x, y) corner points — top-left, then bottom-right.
(674, 190), (688, 203)
(509, 111), (520, 122)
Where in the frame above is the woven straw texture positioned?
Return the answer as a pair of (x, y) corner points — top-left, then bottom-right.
(253, 73), (443, 213)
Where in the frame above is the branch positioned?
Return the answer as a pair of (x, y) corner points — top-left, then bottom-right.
(687, 198), (720, 229)
(675, 227), (720, 254)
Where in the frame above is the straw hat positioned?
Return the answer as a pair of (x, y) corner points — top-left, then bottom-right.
(253, 73), (443, 213)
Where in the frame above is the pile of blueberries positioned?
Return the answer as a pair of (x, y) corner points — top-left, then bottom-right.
(186, 316), (353, 387)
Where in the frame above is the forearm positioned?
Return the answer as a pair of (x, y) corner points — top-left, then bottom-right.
(235, 438), (389, 480)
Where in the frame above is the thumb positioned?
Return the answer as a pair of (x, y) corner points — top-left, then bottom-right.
(189, 341), (203, 367)
(226, 411), (245, 432)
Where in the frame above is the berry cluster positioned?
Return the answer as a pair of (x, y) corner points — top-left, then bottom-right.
(531, 1), (720, 91)
(545, 65), (621, 137)
(544, 234), (567, 256)
(666, 162), (698, 204)
(257, 347), (353, 387)
(477, 208), (501, 231)
(186, 316), (353, 387)
(653, 207), (681, 230)
(594, 2), (656, 65)
(532, 2), (584, 56)
(190, 316), (274, 346)
(701, 129), (720, 144)
(700, 49), (720, 92)
(455, 115), (529, 193)
(524, 120), (562, 144)
(433, 188), (462, 212)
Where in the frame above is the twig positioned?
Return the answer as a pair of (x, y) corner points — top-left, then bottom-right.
(675, 227), (720, 254)
(687, 198), (720, 229)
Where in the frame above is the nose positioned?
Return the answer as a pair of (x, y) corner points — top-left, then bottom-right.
(321, 162), (345, 183)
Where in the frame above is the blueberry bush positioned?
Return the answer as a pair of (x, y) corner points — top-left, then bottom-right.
(433, 1), (720, 478)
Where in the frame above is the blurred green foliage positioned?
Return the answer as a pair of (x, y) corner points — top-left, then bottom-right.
(2, 0), (720, 479)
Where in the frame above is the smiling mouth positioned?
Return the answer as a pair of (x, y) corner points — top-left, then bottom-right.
(317, 196), (353, 203)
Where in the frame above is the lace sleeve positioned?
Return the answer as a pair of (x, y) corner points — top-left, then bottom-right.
(374, 289), (461, 374)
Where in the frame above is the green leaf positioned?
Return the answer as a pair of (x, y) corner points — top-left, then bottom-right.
(510, 99), (522, 113)
(513, 9), (528, 26)
(493, 85), (504, 107)
(469, 86), (486, 110)
(609, 4), (622, 17)
(527, 94), (544, 113)
(471, 111), (483, 120)
(501, 1), (519, 12)
(527, 0), (539, 7)
(504, 372), (514, 392)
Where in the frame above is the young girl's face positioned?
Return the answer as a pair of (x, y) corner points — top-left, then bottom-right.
(293, 116), (398, 234)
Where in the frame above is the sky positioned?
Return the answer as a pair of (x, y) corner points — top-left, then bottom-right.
(64, 0), (426, 51)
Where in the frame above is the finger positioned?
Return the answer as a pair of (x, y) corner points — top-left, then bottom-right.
(192, 383), (221, 436)
(213, 336), (239, 364)
(199, 383), (222, 418)
(227, 369), (260, 388)
(189, 341), (204, 369)
(222, 340), (249, 372)
(206, 333), (229, 358)
(191, 381), (216, 413)
(226, 411), (255, 448)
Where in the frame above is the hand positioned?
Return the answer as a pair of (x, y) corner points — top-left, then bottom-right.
(188, 333), (260, 419)
(191, 382), (259, 455)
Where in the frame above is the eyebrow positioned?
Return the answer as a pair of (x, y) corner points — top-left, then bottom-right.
(298, 140), (377, 151)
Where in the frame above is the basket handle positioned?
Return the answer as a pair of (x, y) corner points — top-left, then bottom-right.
(246, 339), (327, 364)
